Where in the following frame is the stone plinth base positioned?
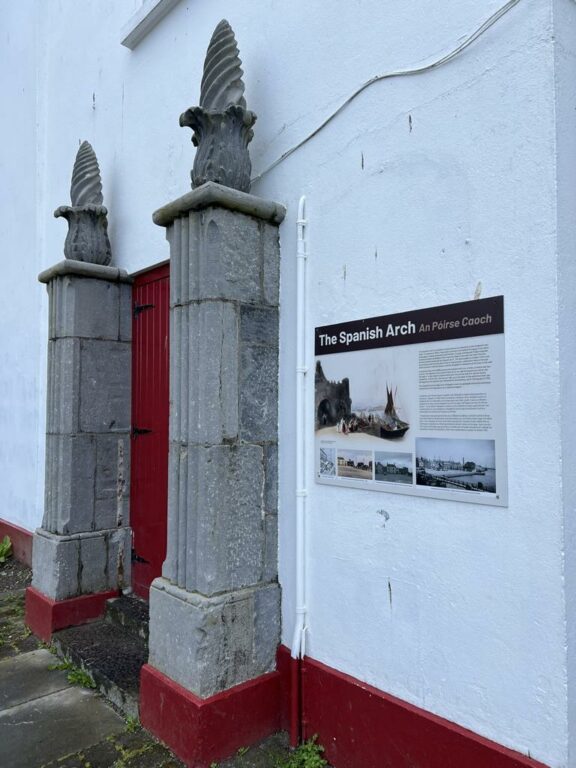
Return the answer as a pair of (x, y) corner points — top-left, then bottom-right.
(149, 578), (280, 698)
(25, 586), (118, 642)
(32, 527), (131, 601)
(140, 663), (283, 768)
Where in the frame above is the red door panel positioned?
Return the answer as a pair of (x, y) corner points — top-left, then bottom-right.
(130, 263), (169, 600)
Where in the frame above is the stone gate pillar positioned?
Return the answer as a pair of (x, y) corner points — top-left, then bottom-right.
(140, 182), (285, 764)
(25, 143), (132, 642)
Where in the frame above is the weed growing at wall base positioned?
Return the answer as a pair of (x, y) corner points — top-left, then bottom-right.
(124, 715), (140, 733)
(0, 536), (12, 563)
(275, 736), (327, 768)
(49, 657), (96, 688)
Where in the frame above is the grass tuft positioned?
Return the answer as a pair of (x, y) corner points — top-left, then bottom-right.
(275, 736), (328, 768)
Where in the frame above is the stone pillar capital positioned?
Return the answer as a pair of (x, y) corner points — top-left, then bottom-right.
(38, 259), (132, 286)
(152, 181), (286, 228)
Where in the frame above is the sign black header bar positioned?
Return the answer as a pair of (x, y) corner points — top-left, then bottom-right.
(315, 296), (504, 356)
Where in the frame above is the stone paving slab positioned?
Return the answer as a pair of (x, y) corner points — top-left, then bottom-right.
(40, 730), (297, 768)
(0, 559), (310, 768)
(218, 732), (291, 768)
(0, 683), (125, 768)
(40, 728), (184, 768)
(0, 648), (69, 709)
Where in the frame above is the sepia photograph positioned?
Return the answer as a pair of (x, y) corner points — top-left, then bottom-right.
(337, 449), (373, 481)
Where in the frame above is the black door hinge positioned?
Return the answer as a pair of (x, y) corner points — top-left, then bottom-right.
(131, 549), (150, 564)
(132, 426), (152, 438)
(133, 302), (155, 317)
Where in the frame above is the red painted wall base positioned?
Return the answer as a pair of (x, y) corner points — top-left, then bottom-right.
(142, 646), (550, 768)
(0, 518), (33, 566)
(25, 586), (118, 643)
(140, 663), (283, 768)
(286, 647), (549, 768)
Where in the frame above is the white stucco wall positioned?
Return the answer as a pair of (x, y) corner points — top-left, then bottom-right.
(0, 1), (47, 532)
(2, 0), (575, 765)
(553, 1), (576, 766)
(274, 3), (566, 764)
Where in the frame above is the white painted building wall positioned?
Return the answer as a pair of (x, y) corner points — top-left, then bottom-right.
(2, 1), (576, 765)
(553, 1), (576, 765)
(0, 2), (46, 532)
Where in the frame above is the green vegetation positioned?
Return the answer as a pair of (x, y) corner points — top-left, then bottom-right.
(0, 535), (12, 563)
(5, 593), (25, 616)
(276, 736), (328, 768)
(67, 667), (97, 688)
(0, 594), (31, 653)
(38, 641), (58, 654)
(124, 715), (140, 733)
(49, 657), (96, 689)
(48, 657), (76, 672)
(112, 740), (154, 767)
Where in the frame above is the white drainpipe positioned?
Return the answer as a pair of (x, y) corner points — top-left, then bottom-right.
(292, 195), (308, 662)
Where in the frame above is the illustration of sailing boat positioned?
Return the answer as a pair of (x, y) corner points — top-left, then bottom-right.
(379, 386), (409, 439)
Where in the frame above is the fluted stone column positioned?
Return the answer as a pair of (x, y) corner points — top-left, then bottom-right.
(31, 260), (132, 601)
(148, 182), (285, 698)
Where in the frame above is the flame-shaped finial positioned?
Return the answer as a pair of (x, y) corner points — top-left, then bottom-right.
(55, 141), (111, 265)
(199, 20), (246, 111)
(70, 141), (104, 206)
(180, 19), (256, 192)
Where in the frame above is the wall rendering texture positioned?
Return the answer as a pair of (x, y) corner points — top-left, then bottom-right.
(0, 1), (46, 532)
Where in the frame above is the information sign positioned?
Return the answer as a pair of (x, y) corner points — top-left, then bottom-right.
(315, 296), (508, 506)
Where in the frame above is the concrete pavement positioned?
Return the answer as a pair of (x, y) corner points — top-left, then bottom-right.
(0, 559), (298, 768)
(0, 560), (183, 768)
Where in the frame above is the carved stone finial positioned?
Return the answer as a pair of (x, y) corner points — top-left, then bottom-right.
(199, 19), (247, 111)
(54, 141), (112, 265)
(180, 20), (256, 193)
(69, 141), (104, 206)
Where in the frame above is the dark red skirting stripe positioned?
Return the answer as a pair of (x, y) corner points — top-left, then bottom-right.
(25, 586), (118, 642)
(140, 663), (283, 768)
(298, 652), (549, 768)
(276, 643), (292, 733)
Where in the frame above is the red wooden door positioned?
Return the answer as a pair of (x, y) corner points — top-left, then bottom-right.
(130, 263), (170, 599)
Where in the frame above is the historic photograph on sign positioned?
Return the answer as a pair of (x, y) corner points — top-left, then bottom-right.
(415, 438), (496, 493)
(337, 449), (373, 481)
(374, 451), (413, 485)
(314, 296), (508, 507)
(319, 446), (336, 477)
